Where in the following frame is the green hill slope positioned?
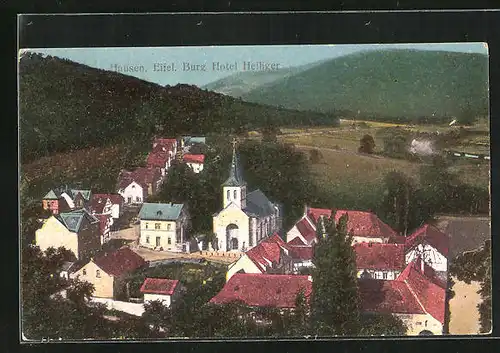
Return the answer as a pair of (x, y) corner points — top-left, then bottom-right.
(202, 59), (326, 97)
(237, 49), (489, 120)
(19, 53), (339, 163)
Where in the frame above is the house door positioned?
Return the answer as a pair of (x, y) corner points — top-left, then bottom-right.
(156, 237), (161, 247)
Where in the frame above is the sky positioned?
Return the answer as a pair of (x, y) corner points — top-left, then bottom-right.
(24, 43), (488, 87)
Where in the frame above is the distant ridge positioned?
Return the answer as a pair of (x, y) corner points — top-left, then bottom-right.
(213, 49), (489, 119)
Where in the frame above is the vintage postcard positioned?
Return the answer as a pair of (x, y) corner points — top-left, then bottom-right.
(19, 43), (491, 341)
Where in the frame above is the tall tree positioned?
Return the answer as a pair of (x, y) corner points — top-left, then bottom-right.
(311, 213), (361, 336)
(358, 134), (376, 154)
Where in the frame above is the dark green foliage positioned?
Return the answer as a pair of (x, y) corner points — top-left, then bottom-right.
(378, 128), (412, 159)
(359, 313), (408, 336)
(358, 134), (376, 154)
(311, 213), (361, 335)
(239, 49), (489, 121)
(449, 240), (491, 333)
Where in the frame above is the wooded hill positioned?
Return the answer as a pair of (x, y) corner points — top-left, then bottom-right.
(19, 52), (339, 163)
(208, 49), (489, 123)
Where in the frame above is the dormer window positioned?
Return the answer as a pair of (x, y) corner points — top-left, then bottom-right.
(132, 185), (135, 188)
(157, 210), (163, 216)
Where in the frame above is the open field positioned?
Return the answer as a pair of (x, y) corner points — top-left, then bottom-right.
(448, 278), (481, 335)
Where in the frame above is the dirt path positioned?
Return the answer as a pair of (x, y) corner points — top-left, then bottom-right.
(448, 277), (481, 335)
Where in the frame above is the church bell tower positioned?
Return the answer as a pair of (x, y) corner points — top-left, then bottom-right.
(222, 138), (247, 209)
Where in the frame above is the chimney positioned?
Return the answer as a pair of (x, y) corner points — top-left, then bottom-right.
(304, 205), (308, 217)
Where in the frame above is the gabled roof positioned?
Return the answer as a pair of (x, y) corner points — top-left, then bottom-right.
(153, 138), (177, 149)
(43, 189), (60, 200)
(183, 154), (205, 164)
(140, 278), (179, 295)
(288, 236), (306, 246)
(397, 260), (447, 324)
(55, 208), (99, 233)
(93, 247), (147, 277)
(209, 273), (313, 308)
(306, 207), (333, 224)
(93, 193), (124, 206)
(288, 245), (314, 261)
(70, 189), (92, 201)
(91, 197), (109, 214)
(354, 243), (405, 271)
(245, 234), (289, 272)
(405, 224), (449, 256)
(184, 136), (206, 145)
(243, 189), (275, 218)
(118, 167), (162, 190)
(96, 214), (112, 234)
(295, 217), (317, 243)
(139, 202), (185, 221)
(147, 151), (169, 168)
(263, 233), (288, 248)
(359, 279), (426, 315)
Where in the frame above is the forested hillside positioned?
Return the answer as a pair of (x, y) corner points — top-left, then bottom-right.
(19, 52), (339, 163)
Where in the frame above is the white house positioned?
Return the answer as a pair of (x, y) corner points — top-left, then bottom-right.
(404, 224), (449, 276)
(140, 278), (181, 307)
(118, 168), (162, 204)
(183, 154), (205, 174)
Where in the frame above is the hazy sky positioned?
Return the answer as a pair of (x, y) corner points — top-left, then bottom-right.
(25, 43), (488, 87)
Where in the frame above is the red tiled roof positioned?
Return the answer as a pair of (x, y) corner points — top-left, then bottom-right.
(91, 198), (106, 214)
(245, 234), (289, 272)
(296, 217), (317, 243)
(412, 258), (447, 289)
(288, 246), (314, 261)
(359, 279), (426, 315)
(96, 214), (111, 235)
(288, 236), (306, 246)
(210, 273), (313, 308)
(118, 167), (161, 190)
(93, 247), (147, 277)
(147, 151), (168, 168)
(263, 233), (288, 248)
(397, 260), (446, 324)
(354, 243), (405, 271)
(153, 138), (177, 150)
(93, 193), (124, 206)
(140, 278), (179, 295)
(306, 207), (333, 224)
(405, 224), (449, 256)
(183, 154), (205, 164)
(335, 209), (398, 239)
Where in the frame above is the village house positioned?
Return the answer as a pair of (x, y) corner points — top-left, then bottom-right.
(183, 154), (205, 173)
(140, 278), (181, 307)
(286, 242), (314, 273)
(355, 243), (406, 280)
(70, 246), (148, 299)
(404, 224), (449, 281)
(96, 214), (113, 244)
(210, 273), (313, 310)
(117, 167), (162, 205)
(35, 208), (101, 260)
(42, 187), (93, 214)
(213, 140), (283, 253)
(225, 234), (293, 281)
(147, 147), (172, 177)
(92, 193), (124, 220)
(153, 137), (178, 159)
(359, 259), (447, 335)
(181, 136), (206, 152)
(286, 207), (399, 245)
(138, 202), (191, 252)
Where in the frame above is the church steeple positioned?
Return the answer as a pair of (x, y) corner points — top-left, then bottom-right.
(222, 138), (247, 209)
(223, 138), (246, 187)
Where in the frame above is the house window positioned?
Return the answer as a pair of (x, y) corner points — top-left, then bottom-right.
(167, 224), (171, 231)
(136, 196), (141, 202)
(132, 185), (135, 188)
(382, 272), (388, 280)
(146, 235), (150, 243)
(168, 238), (172, 245)
(155, 223), (161, 230)
(145, 223), (149, 229)
(233, 190), (237, 199)
(128, 197), (132, 203)
(82, 269), (87, 276)
(227, 190), (230, 200)
(96, 270), (101, 278)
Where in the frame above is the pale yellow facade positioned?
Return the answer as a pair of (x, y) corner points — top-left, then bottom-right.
(226, 254), (262, 281)
(71, 260), (114, 298)
(395, 313), (443, 335)
(213, 203), (250, 252)
(35, 216), (79, 258)
(139, 219), (181, 251)
(352, 236), (386, 244)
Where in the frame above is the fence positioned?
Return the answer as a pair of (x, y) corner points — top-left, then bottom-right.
(90, 297), (145, 317)
(199, 251), (242, 259)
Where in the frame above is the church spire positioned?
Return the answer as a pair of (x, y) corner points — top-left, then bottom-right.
(223, 138), (246, 187)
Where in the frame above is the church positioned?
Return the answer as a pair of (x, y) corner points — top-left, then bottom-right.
(212, 140), (283, 252)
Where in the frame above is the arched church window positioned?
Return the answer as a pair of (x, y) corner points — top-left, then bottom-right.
(227, 190), (230, 200)
(231, 238), (239, 250)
